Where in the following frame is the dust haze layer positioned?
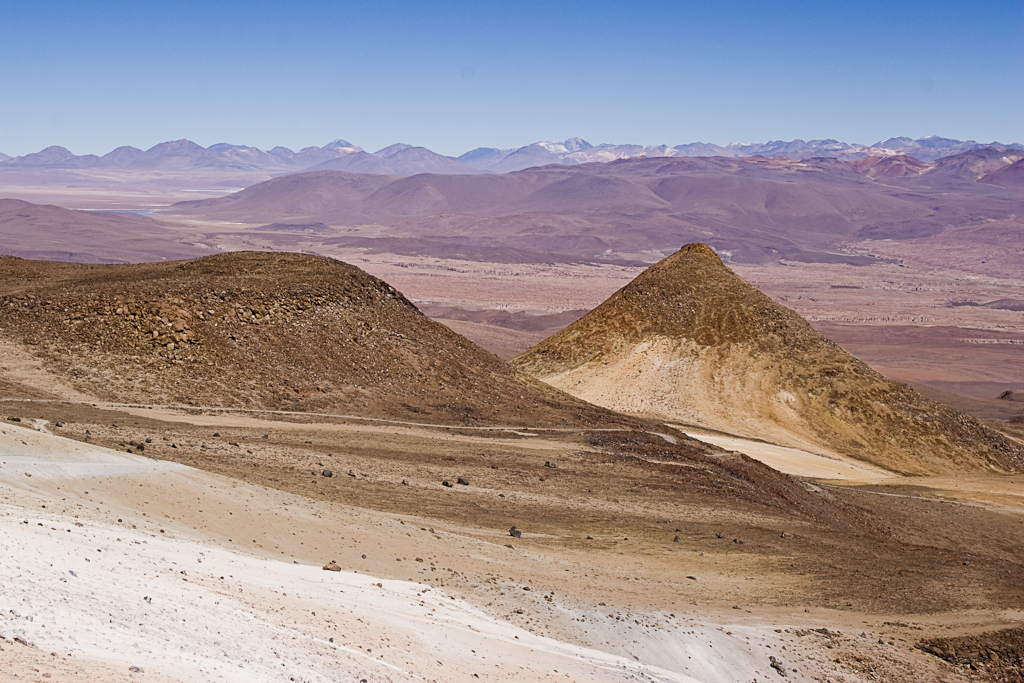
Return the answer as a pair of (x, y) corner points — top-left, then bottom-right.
(511, 244), (1024, 476)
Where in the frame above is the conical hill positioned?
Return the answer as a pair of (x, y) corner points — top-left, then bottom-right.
(512, 244), (1024, 475)
(0, 252), (633, 429)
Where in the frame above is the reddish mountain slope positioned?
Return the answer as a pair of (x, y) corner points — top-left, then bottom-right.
(0, 199), (209, 263)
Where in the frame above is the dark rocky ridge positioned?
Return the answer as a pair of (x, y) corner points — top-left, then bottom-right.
(0, 252), (645, 429)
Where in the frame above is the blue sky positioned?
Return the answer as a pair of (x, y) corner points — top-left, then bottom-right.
(1, 0), (1020, 156)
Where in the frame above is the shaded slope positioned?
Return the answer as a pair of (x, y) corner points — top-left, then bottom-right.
(512, 244), (1024, 475)
(0, 252), (634, 429)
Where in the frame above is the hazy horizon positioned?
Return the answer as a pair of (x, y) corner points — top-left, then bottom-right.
(1, 0), (1021, 157)
(4, 133), (1024, 161)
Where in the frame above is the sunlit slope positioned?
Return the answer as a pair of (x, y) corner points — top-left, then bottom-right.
(513, 244), (1024, 475)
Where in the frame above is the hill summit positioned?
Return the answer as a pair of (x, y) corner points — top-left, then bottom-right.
(0, 252), (633, 428)
(512, 244), (1024, 474)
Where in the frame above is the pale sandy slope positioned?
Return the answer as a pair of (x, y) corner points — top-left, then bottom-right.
(2, 421), (822, 683)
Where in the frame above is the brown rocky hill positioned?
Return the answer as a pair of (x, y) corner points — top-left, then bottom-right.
(512, 244), (1024, 475)
(0, 252), (642, 428)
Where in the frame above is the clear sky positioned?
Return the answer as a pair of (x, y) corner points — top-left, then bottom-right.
(1, 0), (1021, 156)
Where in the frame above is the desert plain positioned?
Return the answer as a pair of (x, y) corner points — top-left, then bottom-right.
(1, 151), (1023, 683)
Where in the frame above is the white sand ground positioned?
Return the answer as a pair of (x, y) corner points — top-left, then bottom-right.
(0, 421), (865, 683)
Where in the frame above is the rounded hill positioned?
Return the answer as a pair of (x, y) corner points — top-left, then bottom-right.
(0, 251), (632, 428)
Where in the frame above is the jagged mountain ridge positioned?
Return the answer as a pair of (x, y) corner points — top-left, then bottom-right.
(3, 136), (1020, 176)
(511, 244), (1024, 476)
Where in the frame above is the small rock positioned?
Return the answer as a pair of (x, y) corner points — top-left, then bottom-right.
(442, 480), (453, 488)
(323, 561), (342, 572)
(544, 461), (557, 468)
(457, 477), (469, 486)
(348, 471), (356, 478)
(673, 535), (681, 542)
(129, 666), (144, 673)
(509, 526), (522, 538)
(769, 656), (787, 676)
(733, 538), (743, 544)
(322, 469), (333, 478)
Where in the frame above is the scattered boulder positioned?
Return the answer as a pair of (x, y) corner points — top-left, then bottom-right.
(509, 526), (522, 538)
(769, 655), (787, 676)
(322, 561), (342, 572)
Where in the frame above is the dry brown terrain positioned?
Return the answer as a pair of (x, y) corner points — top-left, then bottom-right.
(1, 157), (1023, 681)
(513, 244), (1024, 476)
(3, 368), (1024, 681)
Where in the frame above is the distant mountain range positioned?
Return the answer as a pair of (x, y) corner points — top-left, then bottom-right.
(1, 136), (1021, 176)
(165, 146), (1024, 266)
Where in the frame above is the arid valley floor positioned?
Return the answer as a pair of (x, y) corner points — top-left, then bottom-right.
(2, 160), (1024, 683)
